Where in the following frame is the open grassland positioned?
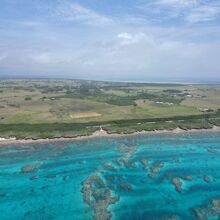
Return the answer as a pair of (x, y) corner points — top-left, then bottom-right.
(0, 79), (220, 139)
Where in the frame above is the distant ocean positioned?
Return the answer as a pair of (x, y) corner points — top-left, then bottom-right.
(1, 131), (220, 219)
(1, 76), (220, 85)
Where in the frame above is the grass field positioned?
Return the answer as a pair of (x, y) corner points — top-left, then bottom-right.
(0, 79), (220, 138)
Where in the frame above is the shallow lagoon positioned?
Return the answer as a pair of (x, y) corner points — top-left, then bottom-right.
(1, 132), (220, 220)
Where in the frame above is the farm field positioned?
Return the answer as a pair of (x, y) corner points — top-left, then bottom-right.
(0, 79), (220, 138)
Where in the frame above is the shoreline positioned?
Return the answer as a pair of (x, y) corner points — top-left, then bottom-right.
(1, 126), (220, 146)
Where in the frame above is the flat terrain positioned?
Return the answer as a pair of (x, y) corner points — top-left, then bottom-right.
(0, 79), (220, 138)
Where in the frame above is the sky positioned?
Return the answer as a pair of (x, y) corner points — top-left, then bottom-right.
(0, 0), (220, 82)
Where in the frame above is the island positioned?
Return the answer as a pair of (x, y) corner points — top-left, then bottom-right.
(0, 79), (220, 141)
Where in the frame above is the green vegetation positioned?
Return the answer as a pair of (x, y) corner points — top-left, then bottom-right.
(0, 79), (220, 139)
(0, 111), (219, 138)
(24, 97), (32, 101)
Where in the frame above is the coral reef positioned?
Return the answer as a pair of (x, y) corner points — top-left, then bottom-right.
(207, 147), (218, 154)
(119, 182), (132, 191)
(103, 163), (117, 171)
(149, 161), (164, 178)
(203, 175), (211, 183)
(81, 143), (137, 219)
(82, 174), (119, 220)
(21, 164), (38, 173)
(182, 175), (193, 181)
(140, 159), (148, 170)
(171, 177), (183, 193)
(30, 176), (38, 180)
(193, 199), (220, 219)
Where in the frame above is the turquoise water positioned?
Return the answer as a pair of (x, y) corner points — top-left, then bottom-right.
(1, 132), (220, 220)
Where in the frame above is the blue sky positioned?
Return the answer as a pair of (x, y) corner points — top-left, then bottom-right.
(0, 0), (220, 81)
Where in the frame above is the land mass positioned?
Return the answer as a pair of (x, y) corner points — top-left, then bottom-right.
(0, 79), (220, 140)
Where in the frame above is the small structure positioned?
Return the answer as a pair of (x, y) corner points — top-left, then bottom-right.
(155, 101), (174, 106)
(199, 108), (212, 113)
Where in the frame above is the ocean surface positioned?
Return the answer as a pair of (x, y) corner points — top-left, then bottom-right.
(1, 132), (220, 220)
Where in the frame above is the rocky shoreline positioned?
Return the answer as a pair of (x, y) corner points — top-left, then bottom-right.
(1, 126), (220, 146)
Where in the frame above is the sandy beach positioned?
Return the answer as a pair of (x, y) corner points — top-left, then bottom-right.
(0, 126), (220, 146)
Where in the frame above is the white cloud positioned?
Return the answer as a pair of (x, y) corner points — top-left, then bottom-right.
(158, 0), (198, 8)
(1, 31), (220, 80)
(185, 5), (220, 23)
(117, 32), (153, 45)
(118, 33), (133, 40)
(139, 0), (220, 24)
(55, 1), (113, 26)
